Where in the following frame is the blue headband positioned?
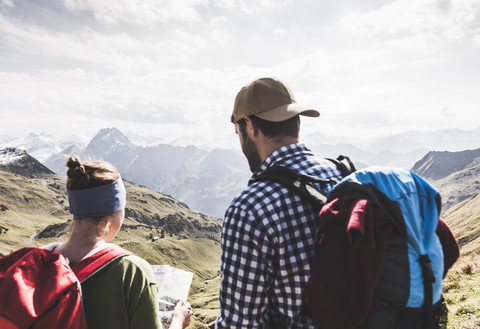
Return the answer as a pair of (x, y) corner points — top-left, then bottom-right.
(67, 178), (126, 219)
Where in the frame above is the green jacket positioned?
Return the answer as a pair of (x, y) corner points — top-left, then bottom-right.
(81, 254), (162, 329)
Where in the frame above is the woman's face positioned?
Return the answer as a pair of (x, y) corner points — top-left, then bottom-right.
(106, 208), (124, 242)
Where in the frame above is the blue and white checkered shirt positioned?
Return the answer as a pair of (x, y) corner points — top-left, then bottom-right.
(216, 143), (343, 329)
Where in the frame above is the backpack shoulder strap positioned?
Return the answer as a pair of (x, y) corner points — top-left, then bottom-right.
(326, 155), (356, 177)
(250, 166), (331, 212)
(249, 155), (355, 211)
(72, 245), (133, 282)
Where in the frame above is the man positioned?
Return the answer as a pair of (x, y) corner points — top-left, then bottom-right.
(216, 77), (344, 328)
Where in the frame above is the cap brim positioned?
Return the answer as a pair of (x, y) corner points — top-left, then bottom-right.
(254, 103), (320, 122)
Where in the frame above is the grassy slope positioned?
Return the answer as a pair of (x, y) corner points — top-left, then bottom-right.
(5, 165), (479, 328)
(442, 193), (480, 328)
(120, 238), (221, 327)
(0, 169), (221, 328)
(0, 170), (69, 254)
(443, 255), (480, 329)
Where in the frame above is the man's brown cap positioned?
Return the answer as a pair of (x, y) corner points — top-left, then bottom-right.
(231, 77), (320, 123)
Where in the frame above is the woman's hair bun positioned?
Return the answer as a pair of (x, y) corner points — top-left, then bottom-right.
(66, 156), (86, 179)
(65, 156), (119, 190)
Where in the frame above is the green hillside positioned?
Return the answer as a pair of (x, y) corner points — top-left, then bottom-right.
(442, 193), (480, 329)
(0, 169), (222, 328)
(3, 162), (480, 329)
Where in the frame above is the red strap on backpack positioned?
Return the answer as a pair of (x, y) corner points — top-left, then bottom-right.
(72, 245), (133, 282)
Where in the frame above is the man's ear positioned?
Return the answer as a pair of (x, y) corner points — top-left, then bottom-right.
(244, 116), (259, 138)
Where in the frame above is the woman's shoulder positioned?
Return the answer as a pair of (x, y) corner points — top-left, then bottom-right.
(115, 253), (153, 270)
(107, 253), (156, 281)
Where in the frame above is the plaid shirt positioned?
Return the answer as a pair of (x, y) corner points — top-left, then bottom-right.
(216, 143), (343, 329)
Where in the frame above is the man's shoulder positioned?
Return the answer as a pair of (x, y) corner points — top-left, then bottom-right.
(227, 152), (344, 216)
(302, 161), (343, 180)
(265, 156), (343, 192)
(229, 179), (282, 209)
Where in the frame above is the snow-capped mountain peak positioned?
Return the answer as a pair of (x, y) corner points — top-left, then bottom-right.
(0, 148), (25, 165)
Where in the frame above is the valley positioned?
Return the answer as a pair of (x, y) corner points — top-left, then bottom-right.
(0, 162), (222, 328)
(1, 127), (480, 328)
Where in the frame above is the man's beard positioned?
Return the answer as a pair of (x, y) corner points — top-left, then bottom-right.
(241, 132), (262, 173)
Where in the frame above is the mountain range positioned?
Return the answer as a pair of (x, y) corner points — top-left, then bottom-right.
(0, 132), (88, 163)
(304, 127), (480, 168)
(0, 148), (222, 244)
(0, 148), (222, 328)
(411, 149), (480, 210)
(1, 138), (480, 328)
(0, 148), (55, 178)
(2, 127), (480, 217)
(60, 128), (250, 218)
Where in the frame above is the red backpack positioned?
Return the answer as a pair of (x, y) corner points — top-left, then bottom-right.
(0, 245), (132, 329)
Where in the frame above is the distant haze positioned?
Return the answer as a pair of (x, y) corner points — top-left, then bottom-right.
(2, 126), (480, 217)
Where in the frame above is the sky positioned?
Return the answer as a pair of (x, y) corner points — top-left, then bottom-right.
(0, 0), (479, 149)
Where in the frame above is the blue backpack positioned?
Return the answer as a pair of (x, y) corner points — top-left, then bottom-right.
(253, 160), (452, 329)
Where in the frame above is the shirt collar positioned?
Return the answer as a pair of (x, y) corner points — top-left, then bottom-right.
(250, 143), (313, 180)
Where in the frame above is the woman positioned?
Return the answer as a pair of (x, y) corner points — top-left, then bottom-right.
(46, 156), (192, 329)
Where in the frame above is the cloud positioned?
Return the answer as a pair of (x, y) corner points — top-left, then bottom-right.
(210, 16), (231, 43)
(0, 12), (204, 73)
(341, 0), (480, 45)
(440, 107), (452, 116)
(274, 28), (287, 36)
(58, 0), (283, 27)
(60, 0), (203, 26)
(0, 0), (13, 10)
(0, 0), (479, 146)
(85, 103), (188, 125)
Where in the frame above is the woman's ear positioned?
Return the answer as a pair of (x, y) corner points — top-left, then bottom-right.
(103, 217), (112, 233)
